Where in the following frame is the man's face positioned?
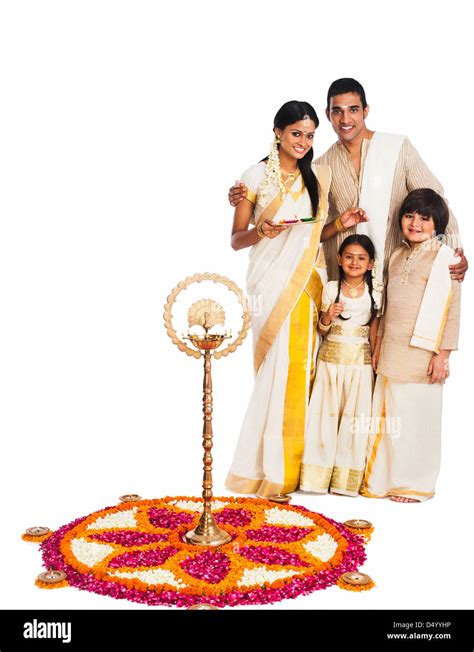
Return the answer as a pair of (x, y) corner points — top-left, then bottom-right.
(326, 92), (369, 145)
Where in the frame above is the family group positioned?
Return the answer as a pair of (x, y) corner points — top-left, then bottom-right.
(225, 78), (466, 503)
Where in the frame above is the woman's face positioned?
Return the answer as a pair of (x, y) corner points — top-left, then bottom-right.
(275, 119), (316, 162)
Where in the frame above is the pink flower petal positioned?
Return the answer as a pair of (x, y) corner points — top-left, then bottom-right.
(109, 546), (178, 568)
(148, 508), (194, 529)
(214, 508), (253, 527)
(245, 525), (313, 543)
(181, 551), (230, 584)
(90, 531), (168, 547)
(238, 545), (311, 567)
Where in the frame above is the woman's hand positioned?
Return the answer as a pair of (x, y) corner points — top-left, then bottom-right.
(340, 207), (368, 229)
(260, 220), (290, 239)
(321, 302), (345, 325)
(427, 350), (451, 383)
(229, 181), (248, 207)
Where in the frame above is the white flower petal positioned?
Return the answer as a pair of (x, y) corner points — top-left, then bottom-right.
(264, 507), (314, 527)
(238, 567), (298, 588)
(169, 499), (228, 512)
(112, 569), (185, 588)
(304, 533), (338, 562)
(86, 508), (138, 530)
(71, 538), (114, 566)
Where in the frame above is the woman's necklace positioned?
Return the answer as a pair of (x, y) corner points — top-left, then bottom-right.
(281, 168), (300, 189)
(343, 279), (365, 298)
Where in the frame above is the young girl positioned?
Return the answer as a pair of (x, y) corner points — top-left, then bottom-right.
(362, 188), (461, 502)
(300, 234), (381, 496)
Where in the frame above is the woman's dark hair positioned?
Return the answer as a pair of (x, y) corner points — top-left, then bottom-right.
(326, 78), (367, 111)
(265, 100), (320, 217)
(335, 234), (377, 325)
(398, 188), (449, 235)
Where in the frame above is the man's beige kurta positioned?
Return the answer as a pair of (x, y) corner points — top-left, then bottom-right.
(316, 137), (461, 281)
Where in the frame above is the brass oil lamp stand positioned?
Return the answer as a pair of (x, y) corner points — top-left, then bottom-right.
(163, 274), (251, 547)
(184, 333), (231, 546)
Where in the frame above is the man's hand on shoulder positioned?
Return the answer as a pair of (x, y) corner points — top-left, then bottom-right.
(450, 248), (468, 282)
(229, 181), (247, 207)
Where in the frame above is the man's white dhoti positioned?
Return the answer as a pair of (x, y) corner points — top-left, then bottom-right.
(361, 374), (443, 502)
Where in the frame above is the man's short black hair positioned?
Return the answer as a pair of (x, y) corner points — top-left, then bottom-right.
(326, 78), (367, 111)
(398, 188), (450, 235)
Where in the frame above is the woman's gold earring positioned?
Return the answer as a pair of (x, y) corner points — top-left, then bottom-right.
(275, 137), (281, 144)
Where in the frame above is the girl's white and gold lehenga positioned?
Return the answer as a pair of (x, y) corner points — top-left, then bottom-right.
(225, 161), (331, 498)
(300, 281), (379, 496)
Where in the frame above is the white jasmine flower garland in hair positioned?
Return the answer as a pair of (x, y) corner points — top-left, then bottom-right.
(371, 258), (384, 293)
(258, 138), (287, 208)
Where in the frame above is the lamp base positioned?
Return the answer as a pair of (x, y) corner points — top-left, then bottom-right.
(184, 510), (232, 546)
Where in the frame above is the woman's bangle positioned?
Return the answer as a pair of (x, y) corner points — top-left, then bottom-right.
(256, 222), (266, 239)
(334, 216), (346, 233)
(318, 318), (331, 332)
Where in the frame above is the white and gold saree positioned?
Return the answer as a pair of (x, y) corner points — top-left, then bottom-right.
(225, 162), (331, 497)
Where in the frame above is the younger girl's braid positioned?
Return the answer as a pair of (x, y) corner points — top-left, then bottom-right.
(335, 270), (350, 320)
(364, 269), (378, 326)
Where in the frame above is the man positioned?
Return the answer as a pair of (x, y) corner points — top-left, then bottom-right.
(229, 78), (468, 283)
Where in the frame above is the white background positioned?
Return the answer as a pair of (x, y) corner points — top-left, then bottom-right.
(0, 0), (472, 611)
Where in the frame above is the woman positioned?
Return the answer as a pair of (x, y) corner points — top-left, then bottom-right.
(225, 100), (367, 498)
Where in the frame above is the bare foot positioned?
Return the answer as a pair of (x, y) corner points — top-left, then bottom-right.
(389, 495), (420, 503)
